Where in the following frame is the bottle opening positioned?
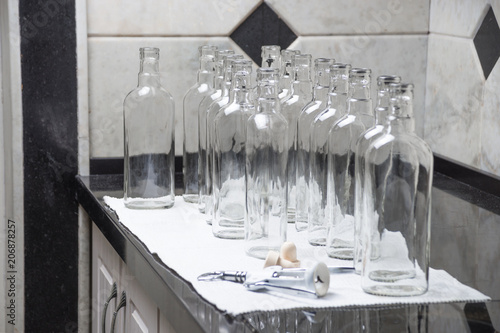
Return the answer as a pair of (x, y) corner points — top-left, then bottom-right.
(140, 47), (160, 60)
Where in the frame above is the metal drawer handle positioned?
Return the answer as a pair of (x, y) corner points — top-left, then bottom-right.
(110, 291), (127, 333)
(102, 282), (117, 333)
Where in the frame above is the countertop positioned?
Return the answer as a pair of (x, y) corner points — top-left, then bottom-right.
(76, 172), (500, 332)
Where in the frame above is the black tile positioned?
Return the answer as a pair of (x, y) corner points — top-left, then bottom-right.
(230, 3), (297, 65)
(473, 6), (500, 80)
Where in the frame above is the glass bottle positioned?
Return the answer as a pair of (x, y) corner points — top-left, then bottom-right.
(261, 45), (281, 68)
(308, 63), (351, 246)
(245, 68), (288, 259)
(206, 54), (244, 224)
(326, 68), (373, 259)
(280, 54), (313, 224)
(212, 60), (254, 239)
(198, 49), (234, 213)
(278, 49), (300, 101)
(353, 75), (401, 273)
(361, 83), (433, 296)
(183, 45), (217, 203)
(123, 47), (175, 209)
(295, 58), (334, 231)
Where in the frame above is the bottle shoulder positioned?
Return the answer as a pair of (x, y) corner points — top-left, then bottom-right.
(125, 85), (174, 104)
(366, 132), (434, 168)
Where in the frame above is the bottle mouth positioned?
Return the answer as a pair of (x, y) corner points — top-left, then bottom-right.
(350, 67), (371, 74)
(140, 47), (160, 60)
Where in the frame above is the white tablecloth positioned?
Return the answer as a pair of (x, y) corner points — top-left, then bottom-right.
(104, 196), (490, 316)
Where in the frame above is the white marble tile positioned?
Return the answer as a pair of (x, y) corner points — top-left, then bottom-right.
(77, 0), (89, 176)
(430, 0), (490, 37)
(87, 0), (259, 36)
(480, 60), (500, 177)
(424, 35), (483, 168)
(291, 35), (428, 137)
(88, 37), (249, 158)
(266, 0), (429, 35)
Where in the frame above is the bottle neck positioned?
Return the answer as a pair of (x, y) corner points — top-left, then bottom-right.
(387, 97), (415, 133)
(198, 58), (216, 86)
(257, 84), (279, 113)
(229, 74), (252, 104)
(257, 98), (279, 114)
(313, 86), (330, 101)
(327, 92), (347, 113)
(138, 59), (161, 86)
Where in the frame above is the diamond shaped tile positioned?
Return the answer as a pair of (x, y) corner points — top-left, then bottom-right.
(230, 2), (297, 64)
(473, 6), (500, 80)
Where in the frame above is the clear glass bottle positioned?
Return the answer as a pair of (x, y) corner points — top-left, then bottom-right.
(198, 49), (234, 214)
(183, 45), (217, 203)
(361, 83), (433, 296)
(261, 45), (281, 68)
(295, 58), (334, 231)
(326, 68), (373, 259)
(353, 75), (401, 273)
(245, 68), (288, 259)
(212, 60), (254, 239)
(280, 54), (313, 224)
(308, 63), (351, 246)
(124, 47), (175, 209)
(278, 49), (300, 101)
(206, 54), (244, 224)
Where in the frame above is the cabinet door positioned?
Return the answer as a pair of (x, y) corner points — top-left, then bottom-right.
(92, 224), (123, 333)
(122, 264), (159, 333)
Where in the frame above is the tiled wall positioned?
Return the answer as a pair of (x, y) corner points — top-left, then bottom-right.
(86, 0), (500, 178)
(87, 0), (429, 159)
(426, 0), (500, 177)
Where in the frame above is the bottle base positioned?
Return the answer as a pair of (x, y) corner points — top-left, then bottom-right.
(213, 229), (244, 239)
(308, 237), (326, 246)
(183, 194), (199, 203)
(327, 248), (354, 260)
(362, 284), (427, 297)
(295, 220), (308, 232)
(369, 269), (416, 282)
(245, 245), (280, 260)
(124, 198), (174, 209)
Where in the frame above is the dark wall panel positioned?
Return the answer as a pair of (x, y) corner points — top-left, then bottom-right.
(20, 0), (79, 331)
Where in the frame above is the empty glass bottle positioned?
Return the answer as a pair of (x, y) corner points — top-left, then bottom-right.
(308, 63), (351, 246)
(245, 68), (288, 259)
(280, 54), (313, 224)
(124, 47), (175, 209)
(206, 54), (244, 224)
(353, 75), (401, 273)
(296, 58), (334, 231)
(261, 45), (281, 68)
(278, 49), (300, 101)
(326, 68), (373, 259)
(198, 49), (234, 214)
(212, 60), (254, 239)
(361, 83), (433, 296)
(183, 45), (217, 203)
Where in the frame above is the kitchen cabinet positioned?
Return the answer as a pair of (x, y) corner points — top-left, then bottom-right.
(92, 223), (175, 333)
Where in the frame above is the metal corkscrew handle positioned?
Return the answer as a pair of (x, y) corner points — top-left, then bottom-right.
(102, 282), (117, 333)
(110, 291), (126, 333)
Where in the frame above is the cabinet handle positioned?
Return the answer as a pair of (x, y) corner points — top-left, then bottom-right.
(110, 291), (126, 333)
(102, 282), (117, 333)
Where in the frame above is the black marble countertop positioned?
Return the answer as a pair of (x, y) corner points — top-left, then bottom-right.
(76, 173), (500, 332)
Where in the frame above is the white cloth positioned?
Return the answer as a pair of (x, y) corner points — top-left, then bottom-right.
(104, 196), (490, 316)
